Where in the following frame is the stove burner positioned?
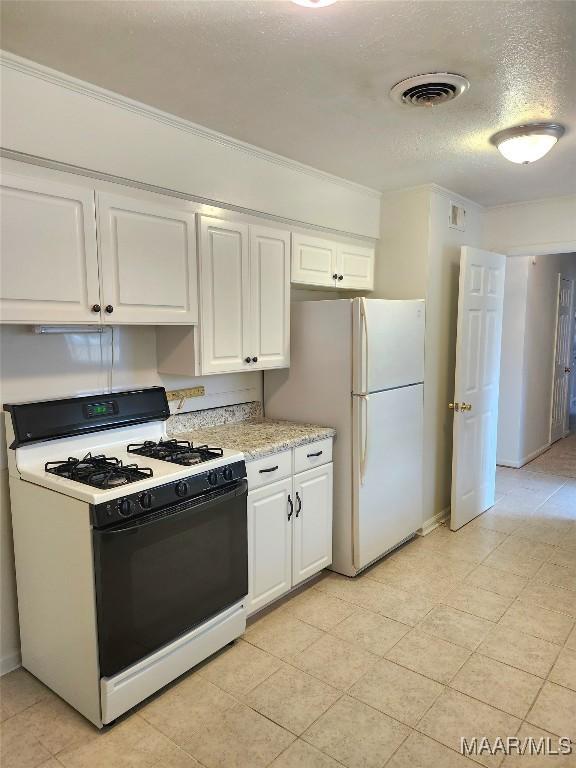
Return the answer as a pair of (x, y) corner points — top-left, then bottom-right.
(127, 439), (224, 466)
(45, 453), (153, 490)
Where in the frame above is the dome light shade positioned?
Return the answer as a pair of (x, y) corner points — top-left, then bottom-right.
(491, 123), (565, 164)
(291, 0), (337, 6)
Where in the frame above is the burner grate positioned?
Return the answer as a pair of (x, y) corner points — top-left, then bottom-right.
(127, 439), (224, 466)
(45, 453), (153, 489)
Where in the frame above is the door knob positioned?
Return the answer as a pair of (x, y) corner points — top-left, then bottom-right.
(448, 403), (460, 411)
(461, 403), (472, 411)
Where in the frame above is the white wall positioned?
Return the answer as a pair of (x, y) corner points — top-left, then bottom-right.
(497, 252), (576, 467)
(376, 185), (484, 527)
(484, 195), (576, 255)
(0, 325), (261, 673)
(0, 52), (381, 239)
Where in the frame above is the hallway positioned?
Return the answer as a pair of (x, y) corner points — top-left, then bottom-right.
(525, 431), (576, 479)
(1, 463), (575, 768)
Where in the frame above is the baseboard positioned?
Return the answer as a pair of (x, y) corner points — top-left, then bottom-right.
(497, 442), (551, 469)
(418, 506), (449, 536)
(1, 651), (21, 676)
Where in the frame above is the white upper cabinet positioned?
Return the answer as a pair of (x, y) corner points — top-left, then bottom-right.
(250, 226), (290, 370)
(96, 193), (198, 324)
(0, 174), (100, 324)
(291, 233), (338, 288)
(291, 231), (374, 291)
(199, 216), (251, 374)
(337, 242), (375, 291)
(197, 216), (290, 375)
(292, 463), (333, 586)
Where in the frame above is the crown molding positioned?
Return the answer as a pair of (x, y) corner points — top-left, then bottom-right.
(0, 50), (381, 200)
(485, 192), (576, 212)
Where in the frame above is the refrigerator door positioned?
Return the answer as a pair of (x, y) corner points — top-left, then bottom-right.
(352, 384), (423, 570)
(353, 298), (425, 394)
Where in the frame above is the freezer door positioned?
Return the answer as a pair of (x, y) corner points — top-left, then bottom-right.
(353, 299), (425, 394)
(352, 384), (423, 570)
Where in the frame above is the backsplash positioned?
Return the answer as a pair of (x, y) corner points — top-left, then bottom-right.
(168, 401), (263, 433)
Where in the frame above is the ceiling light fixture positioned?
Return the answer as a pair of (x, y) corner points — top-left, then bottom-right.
(291, 0), (338, 7)
(490, 123), (565, 164)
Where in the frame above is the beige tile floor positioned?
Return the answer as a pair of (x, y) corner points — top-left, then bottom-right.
(2, 461), (576, 768)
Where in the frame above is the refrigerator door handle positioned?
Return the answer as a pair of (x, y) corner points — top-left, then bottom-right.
(360, 297), (369, 395)
(359, 394), (369, 485)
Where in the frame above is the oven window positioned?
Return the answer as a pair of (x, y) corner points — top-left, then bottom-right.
(94, 483), (247, 677)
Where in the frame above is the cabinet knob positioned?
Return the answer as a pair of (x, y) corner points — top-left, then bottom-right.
(332, 273), (338, 280)
(105, 305), (114, 314)
(91, 304), (101, 313)
(245, 357), (252, 364)
(252, 357), (258, 363)
(338, 275), (344, 281)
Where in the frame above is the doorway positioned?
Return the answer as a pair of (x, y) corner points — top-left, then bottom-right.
(496, 252), (576, 471)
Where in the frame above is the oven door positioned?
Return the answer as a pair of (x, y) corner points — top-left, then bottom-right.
(93, 479), (248, 677)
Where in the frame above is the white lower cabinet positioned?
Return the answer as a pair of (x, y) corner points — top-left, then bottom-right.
(292, 463), (333, 586)
(247, 478), (293, 615)
(246, 445), (333, 616)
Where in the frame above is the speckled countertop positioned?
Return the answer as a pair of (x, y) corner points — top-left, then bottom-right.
(169, 417), (335, 460)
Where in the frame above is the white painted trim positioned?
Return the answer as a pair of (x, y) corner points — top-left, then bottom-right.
(0, 51), (380, 200)
(497, 442), (551, 469)
(417, 506), (449, 536)
(486, 193), (576, 211)
(507, 241), (576, 257)
(0, 652), (21, 676)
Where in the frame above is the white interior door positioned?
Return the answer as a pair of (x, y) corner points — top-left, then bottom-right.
(451, 246), (506, 531)
(550, 276), (574, 443)
(97, 193), (197, 324)
(250, 226), (290, 369)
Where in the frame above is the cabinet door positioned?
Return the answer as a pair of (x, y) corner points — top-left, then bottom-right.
(199, 216), (251, 374)
(1, 174), (100, 324)
(292, 463), (333, 586)
(97, 193), (198, 324)
(337, 242), (375, 291)
(250, 226), (290, 369)
(246, 478), (293, 616)
(291, 233), (338, 288)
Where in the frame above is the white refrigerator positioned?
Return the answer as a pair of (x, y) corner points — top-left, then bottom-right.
(264, 298), (424, 576)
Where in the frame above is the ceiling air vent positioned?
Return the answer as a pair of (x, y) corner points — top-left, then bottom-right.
(390, 73), (469, 107)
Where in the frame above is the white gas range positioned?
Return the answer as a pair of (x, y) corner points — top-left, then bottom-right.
(5, 387), (248, 727)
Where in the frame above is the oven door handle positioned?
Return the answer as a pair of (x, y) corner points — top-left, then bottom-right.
(96, 479), (248, 535)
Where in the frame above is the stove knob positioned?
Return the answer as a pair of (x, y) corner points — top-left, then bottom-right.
(222, 466), (233, 481)
(118, 498), (132, 517)
(207, 470), (218, 486)
(175, 481), (189, 497)
(139, 492), (153, 510)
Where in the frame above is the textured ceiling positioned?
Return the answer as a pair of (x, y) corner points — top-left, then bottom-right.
(1, 0), (575, 205)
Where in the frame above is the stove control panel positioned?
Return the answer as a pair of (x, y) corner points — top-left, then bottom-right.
(92, 459), (246, 528)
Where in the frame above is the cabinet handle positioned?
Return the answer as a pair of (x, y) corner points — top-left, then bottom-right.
(307, 450), (323, 458)
(105, 305), (114, 314)
(91, 304), (101, 313)
(252, 357), (258, 363)
(259, 465), (278, 474)
(245, 357), (252, 364)
(295, 492), (302, 518)
(332, 273), (338, 280)
(287, 494), (294, 521)
(338, 275), (344, 281)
